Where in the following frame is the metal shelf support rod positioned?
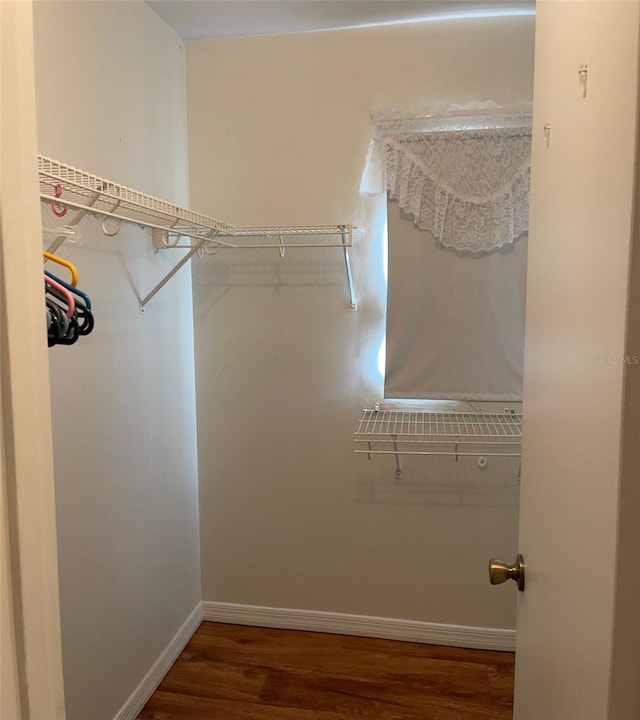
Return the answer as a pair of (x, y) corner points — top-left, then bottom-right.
(392, 436), (402, 479)
(341, 226), (357, 310)
(140, 231), (218, 311)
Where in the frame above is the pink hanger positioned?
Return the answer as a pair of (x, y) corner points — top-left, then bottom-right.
(45, 274), (75, 318)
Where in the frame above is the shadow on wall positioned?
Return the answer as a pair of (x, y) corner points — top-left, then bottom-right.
(356, 453), (520, 507)
(191, 249), (351, 317)
(41, 211), (179, 310)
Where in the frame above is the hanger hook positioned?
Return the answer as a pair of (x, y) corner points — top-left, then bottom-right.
(279, 232), (285, 259)
(101, 217), (125, 237)
(51, 183), (68, 217)
(162, 233), (181, 248)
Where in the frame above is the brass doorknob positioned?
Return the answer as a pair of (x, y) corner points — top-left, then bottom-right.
(489, 554), (525, 591)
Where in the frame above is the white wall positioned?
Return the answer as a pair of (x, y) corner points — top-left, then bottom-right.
(187, 17), (534, 629)
(33, 3), (200, 719)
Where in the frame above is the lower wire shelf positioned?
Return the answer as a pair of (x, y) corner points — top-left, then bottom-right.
(354, 409), (523, 460)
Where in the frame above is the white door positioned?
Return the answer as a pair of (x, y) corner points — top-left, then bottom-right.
(513, 1), (640, 718)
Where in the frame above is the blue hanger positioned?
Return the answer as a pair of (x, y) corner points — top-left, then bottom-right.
(44, 270), (92, 310)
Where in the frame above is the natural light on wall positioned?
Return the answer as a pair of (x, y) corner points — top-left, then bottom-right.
(357, 191), (388, 391)
(377, 220), (388, 380)
(349, 7), (535, 33)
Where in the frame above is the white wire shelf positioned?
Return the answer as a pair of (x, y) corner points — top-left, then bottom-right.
(355, 409), (523, 459)
(38, 155), (357, 309)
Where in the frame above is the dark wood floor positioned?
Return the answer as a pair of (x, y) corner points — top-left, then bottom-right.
(137, 622), (514, 719)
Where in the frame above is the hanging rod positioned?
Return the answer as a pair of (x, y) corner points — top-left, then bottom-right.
(373, 107), (532, 123)
(38, 155), (358, 310)
(372, 105), (532, 126)
(372, 106), (532, 138)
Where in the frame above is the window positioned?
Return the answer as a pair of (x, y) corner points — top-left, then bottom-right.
(365, 106), (531, 402)
(384, 201), (528, 400)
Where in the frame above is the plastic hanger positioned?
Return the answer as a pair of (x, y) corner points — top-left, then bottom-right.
(44, 275), (75, 318)
(44, 270), (92, 310)
(46, 299), (63, 347)
(54, 315), (80, 345)
(45, 288), (73, 340)
(44, 272), (94, 338)
(46, 303), (57, 346)
(43, 251), (78, 287)
(45, 285), (86, 345)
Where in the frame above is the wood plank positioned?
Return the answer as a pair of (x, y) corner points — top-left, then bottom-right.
(136, 622), (514, 720)
(138, 691), (349, 720)
(156, 660), (268, 703)
(258, 668), (503, 720)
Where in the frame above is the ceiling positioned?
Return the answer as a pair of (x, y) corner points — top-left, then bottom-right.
(146, 1), (535, 41)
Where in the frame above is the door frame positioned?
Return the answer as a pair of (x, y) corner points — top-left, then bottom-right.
(0, 2), (66, 718)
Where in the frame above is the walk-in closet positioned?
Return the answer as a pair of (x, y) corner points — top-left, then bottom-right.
(5, 2), (640, 719)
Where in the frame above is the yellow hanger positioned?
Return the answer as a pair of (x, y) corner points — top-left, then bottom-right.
(43, 251), (78, 287)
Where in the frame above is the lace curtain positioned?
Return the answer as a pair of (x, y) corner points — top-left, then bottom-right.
(362, 103), (532, 255)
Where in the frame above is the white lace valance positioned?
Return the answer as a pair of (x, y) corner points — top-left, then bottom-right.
(362, 104), (532, 255)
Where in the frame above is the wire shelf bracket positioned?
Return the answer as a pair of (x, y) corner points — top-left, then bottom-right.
(38, 155), (358, 310)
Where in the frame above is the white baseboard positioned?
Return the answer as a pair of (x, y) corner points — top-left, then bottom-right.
(202, 601), (515, 652)
(113, 603), (203, 720)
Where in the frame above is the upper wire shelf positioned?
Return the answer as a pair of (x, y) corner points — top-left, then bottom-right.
(38, 155), (357, 309)
(38, 156), (235, 236)
(355, 409), (523, 459)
